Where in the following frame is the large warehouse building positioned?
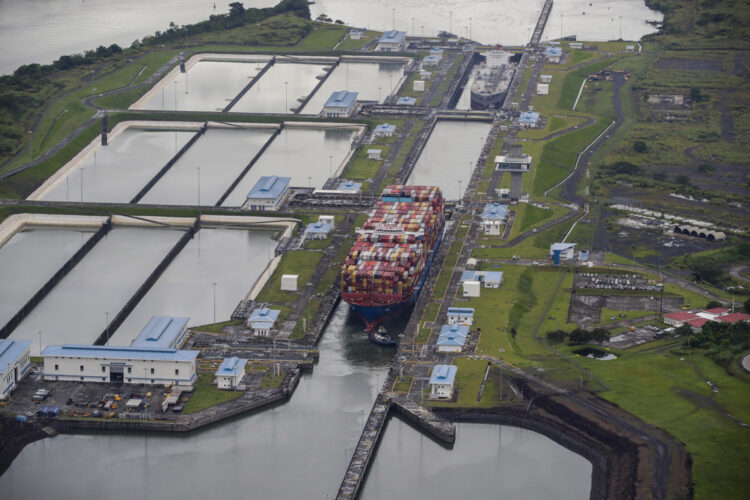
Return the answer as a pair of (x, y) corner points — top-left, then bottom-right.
(0, 339), (31, 400)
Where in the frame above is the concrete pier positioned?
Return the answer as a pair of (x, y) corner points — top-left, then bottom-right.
(223, 57), (276, 112)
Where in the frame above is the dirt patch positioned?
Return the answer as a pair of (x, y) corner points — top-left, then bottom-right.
(653, 163), (749, 197)
(568, 293), (683, 326)
(655, 58), (722, 71)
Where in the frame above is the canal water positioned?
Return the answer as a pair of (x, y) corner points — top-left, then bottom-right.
(0, 0), (660, 75)
(0, 301), (591, 498)
(140, 61), (262, 112)
(408, 120), (491, 200)
(40, 128), (195, 203)
(231, 62), (329, 114)
(361, 420), (592, 499)
(139, 127), (275, 206)
(107, 228), (278, 346)
(9, 227), (184, 353)
(222, 126), (357, 206)
(0, 228), (94, 329)
(300, 61), (406, 114)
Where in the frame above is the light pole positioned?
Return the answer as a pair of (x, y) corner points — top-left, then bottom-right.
(469, 17), (472, 40)
(212, 282), (217, 324)
(284, 81), (288, 113)
(329, 154), (333, 177)
(392, 8), (395, 30)
(308, 176), (311, 188)
(378, 86), (381, 103)
(449, 11), (453, 34)
(80, 166), (84, 202)
(560, 14), (564, 39)
(458, 180), (462, 201)
(27, 130), (32, 163)
(38, 331), (42, 357)
(196, 166), (201, 206)
(619, 15), (622, 39)
(105, 311), (109, 343)
(173, 80), (177, 110)
(411, 17), (415, 35)
(184, 27), (188, 52)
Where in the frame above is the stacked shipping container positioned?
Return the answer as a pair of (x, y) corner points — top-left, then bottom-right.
(341, 186), (445, 312)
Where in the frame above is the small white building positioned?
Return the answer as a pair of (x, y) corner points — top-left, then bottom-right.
(495, 153), (532, 172)
(429, 364), (457, 399)
(422, 55), (440, 66)
(419, 70), (432, 80)
(396, 96), (417, 106)
(42, 345), (198, 386)
(463, 280), (481, 297)
(569, 42), (583, 50)
(626, 45), (635, 52)
(367, 149), (383, 160)
(373, 123), (396, 138)
(466, 257), (478, 270)
(447, 307), (475, 327)
(244, 175), (291, 211)
(536, 83), (549, 95)
(413, 80), (425, 92)
(461, 270), (503, 288)
(318, 215), (335, 228)
(540, 74), (552, 83)
(322, 90), (359, 118)
(215, 357), (247, 390)
(519, 111), (540, 128)
(544, 46), (563, 63)
(376, 30), (407, 52)
(349, 29), (363, 40)
(305, 221), (333, 240)
(549, 242), (576, 261)
(281, 274), (298, 291)
(480, 203), (508, 235)
(247, 307), (281, 336)
(0, 339), (31, 400)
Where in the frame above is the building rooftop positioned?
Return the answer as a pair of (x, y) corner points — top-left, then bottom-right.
(704, 307), (730, 315)
(664, 311), (701, 322)
(0, 339), (30, 374)
(216, 357), (247, 377)
(519, 111), (540, 123)
(306, 221), (332, 234)
(131, 316), (189, 349)
(396, 96), (417, 105)
(438, 325), (469, 346)
(374, 123), (397, 134)
(495, 154), (532, 164)
(429, 364), (457, 385)
(248, 307), (281, 324)
(42, 345), (199, 362)
(324, 90), (359, 109)
(483, 271), (503, 283)
(460, 270), (503, 283)
(429, 48), (444, 54)
(447, 307), (475, 315)
(717, 312), (750, 323)
(686, 318), (710, 328)
(423, 55), (440, 65)
(551, 242), (576, 251)
(481, 203), (508, 220)
(545, 47), (563, 56)
(247, 175), (291, 200)
(378, 30), (407, 44)
(338, 180), (362, 192)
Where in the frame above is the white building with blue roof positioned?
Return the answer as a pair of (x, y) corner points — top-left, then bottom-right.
(437, 324), (469, 353)
(322, 90), (359, 118)
(0, 339), (31, 400)
(460, 270), (503, 288)
(373, 123), (397, 138)
(519, 111), (540, 128)
(215, 357), (247, 390)
(550, 242), (576, 263)
(248, 307), (281, 336)
(447, 307), (475, 327)
(423, 55), (441, 66)
(429, 364), (457, 399)
(544, 46), (563, 63)
(338, 180), (362, 192)
(376, 30), (407, 52)
(480, 203), (508, 235)
(396, 96), (417, 106)
(131, 316), (189, 349)
(244, 175), (291, 211)
(305, 221), (333, 240)
(42, 345), (198, 386)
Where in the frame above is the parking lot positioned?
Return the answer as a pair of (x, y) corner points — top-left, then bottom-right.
(575, 272), (664, 291)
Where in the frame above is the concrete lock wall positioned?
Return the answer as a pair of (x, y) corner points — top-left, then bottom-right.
(43, 355), (196, 386)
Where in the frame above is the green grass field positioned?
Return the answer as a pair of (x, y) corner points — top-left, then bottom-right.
(182, 373), (243, 414)
(255, 250), (323, 303)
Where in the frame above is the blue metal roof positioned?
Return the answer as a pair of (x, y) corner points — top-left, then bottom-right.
(248, 307), (280, 324)
(396, 97), (416, 105)
(551, 242), (576, 251)
(461, 270), (478, 282)
(481, 203), (508, 220)
(374, 123), (396, 134)
(429, 364), (457, 385)
(429, 48), (444, 54)
(460, 270), (502, 283)
(378, 30), (406, 44)
(438, 325), (468, 346)
(519, 111), (540, 123)
(483, 271), (503, 283)
(324, 90), (359, 109)
(132, 316), (189, 349)
(545, 47), (563, 56)
(423, 55), (440, 64)
(0, 339), (30, 374)
(338, 180), (362, 192)
(306, 222), (332, 234)
(216, 357), (246, 377)
(42, 345), (199, 362)
(447, 307), (475, 315)
(247, 175), (291, 200)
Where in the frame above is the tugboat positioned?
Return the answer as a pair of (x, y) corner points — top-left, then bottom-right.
(368, 325), (396, 346)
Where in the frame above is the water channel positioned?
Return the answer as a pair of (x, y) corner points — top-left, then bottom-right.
(300, 61), (406, 114)
(139, 127), (275, 206)
(0, 301), (592, 498)
(107, 228), (278, 346)
(0, 0), (660, 75)
(0, 228), (94, 328)
(9, 227), (185, 353)
(40, 128), (195, 203)
(408, 120), (492, 200)
(222, 126), (357, 206)
(231, 62), (329, 114)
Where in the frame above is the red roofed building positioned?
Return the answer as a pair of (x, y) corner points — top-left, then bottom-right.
(704, 307), (730, 316)
(716, 312), (750, 324)
(664, 311), (701, 327)
(686, 317), (710, 331)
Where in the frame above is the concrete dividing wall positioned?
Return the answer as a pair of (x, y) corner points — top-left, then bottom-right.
(0, 214), (109, 248)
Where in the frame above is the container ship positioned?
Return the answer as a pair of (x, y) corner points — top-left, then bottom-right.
(341, 185), (445, 331)
(470, 51), (515, 110)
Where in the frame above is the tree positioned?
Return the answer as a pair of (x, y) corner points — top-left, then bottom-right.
(590, 328), (610, 344)
(653, 171), (667, 182)
(546, 330), (567, 343)
(705, 300), (723, 309)
(675, 174), (691, 186)
(229, 2), (245, 17)
(674, 324), (693, 337)
(744, 297), (750, 313)
(633, 140), (647, 153)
